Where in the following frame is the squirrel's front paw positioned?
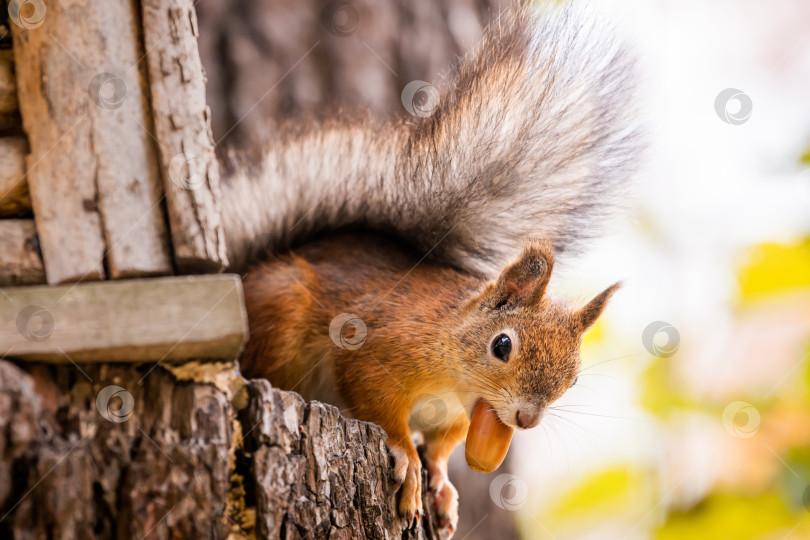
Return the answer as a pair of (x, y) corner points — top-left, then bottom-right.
(389, 444), (423, 526)
(427, 464), (459, 535)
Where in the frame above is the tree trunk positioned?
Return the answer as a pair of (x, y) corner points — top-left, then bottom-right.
(196, 0), (517, 149)
(0, 359), (447, 539)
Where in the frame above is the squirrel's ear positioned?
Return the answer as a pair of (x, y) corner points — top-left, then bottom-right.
(575, 282), (622, 331)
(484, 239), (554, 310)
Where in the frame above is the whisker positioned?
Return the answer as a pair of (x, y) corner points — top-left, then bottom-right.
(549, 407), (648, 422)
(578, 352), (642, 375)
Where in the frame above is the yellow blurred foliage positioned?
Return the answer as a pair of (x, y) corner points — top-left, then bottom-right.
(544, 466), (648, 523)
(655, 493), (797, 540)
(737, 240), (810, 304)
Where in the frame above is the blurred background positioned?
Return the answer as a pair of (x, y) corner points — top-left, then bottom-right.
(196, 0), (810, 538)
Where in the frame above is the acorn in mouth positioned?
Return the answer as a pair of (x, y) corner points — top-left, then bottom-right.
(465, 399), (515, 473)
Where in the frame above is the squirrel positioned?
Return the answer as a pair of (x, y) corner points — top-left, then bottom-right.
(220, 1), (640, 534)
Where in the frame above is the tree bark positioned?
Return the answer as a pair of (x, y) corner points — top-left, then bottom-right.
(0, 359), (447, 539)
(141, 0), (229, 273)
(196, 0), (517, 149)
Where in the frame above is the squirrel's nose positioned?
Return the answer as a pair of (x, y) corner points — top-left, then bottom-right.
(515, 408), (543, 429)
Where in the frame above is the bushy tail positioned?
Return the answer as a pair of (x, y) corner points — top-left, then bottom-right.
(221, 2), (642, 276)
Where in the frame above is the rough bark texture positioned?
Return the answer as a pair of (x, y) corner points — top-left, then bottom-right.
(196, 0), (516, 149)
(0, 219), (44, 287)
(11, 0), (172, 284)
(0, 359), (446, 539)
(142, 0), (229, 273)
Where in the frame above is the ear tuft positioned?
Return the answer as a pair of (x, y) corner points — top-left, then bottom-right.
(484, 239), (555, 310)
(575, 282), (621, 331)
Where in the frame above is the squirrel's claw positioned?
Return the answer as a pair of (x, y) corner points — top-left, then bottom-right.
(427, 465), (459, 537)
(389, 444), (424, 529)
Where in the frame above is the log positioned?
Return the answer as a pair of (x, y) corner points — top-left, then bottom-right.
(0, 360), (446, 539)
(11, 0), (172, 284)
(0, 219), (44, 286)
(0, 136), (30, 217)
(0, 275), (247, 363)
(141, 0), (229, 273)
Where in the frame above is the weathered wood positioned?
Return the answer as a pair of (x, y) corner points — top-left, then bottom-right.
(0, 274), (247, 363)
(0, 136), (30, 216)
(141, 0), (228, 273)
(0, 360), (446, 539)
(11, 0), (172, 284)
(0, 361), (236, 538)
(0, 49), (21, 131)
(0, 219), (44, 286)
(0, 49), (17, 114)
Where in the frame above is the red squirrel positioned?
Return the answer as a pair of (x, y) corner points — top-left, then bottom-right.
(221, 2), (640, 535)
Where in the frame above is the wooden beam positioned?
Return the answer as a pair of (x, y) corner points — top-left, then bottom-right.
(0, 274), (247, 363)
(11, 0), (173, 283)
(0, 219), (44, 286)
(142, 0), (229, 273)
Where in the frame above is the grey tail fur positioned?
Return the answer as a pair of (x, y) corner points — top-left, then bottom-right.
(221, 2), (642, 277)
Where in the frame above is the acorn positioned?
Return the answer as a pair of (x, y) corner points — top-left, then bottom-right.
(465, 400), (514, 473)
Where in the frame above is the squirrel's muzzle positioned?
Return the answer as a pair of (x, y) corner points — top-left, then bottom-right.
(515, 408), (543, 429)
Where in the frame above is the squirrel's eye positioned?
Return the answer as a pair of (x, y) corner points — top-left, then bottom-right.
(572, 376), (579, 387)
(491, 334), (512, 362)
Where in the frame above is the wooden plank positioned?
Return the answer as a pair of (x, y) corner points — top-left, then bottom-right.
(0, 219), (44, 286)
(0, 135), (31, 216)
(0, 274), (247, 362)
(142, 0), (228, 273)
(11, 0), (173, 284)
